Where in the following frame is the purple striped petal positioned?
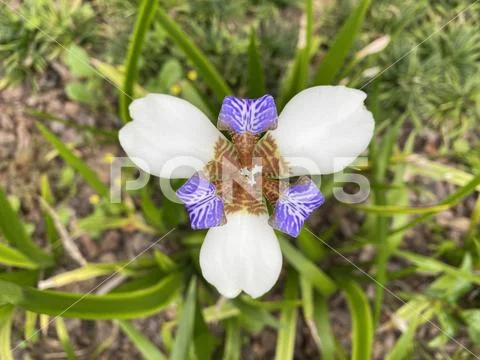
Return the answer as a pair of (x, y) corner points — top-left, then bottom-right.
(218, 95), (278, 135)
(176, 173), (226, 229)
(269, 177), (325, 237)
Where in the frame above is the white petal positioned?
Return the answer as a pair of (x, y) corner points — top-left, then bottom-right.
(270, 86), (374, 175)
(119, 94), (224, 178)
(200, 213), (282, 298)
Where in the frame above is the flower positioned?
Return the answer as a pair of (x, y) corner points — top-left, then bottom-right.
(119, 86), (374, 298)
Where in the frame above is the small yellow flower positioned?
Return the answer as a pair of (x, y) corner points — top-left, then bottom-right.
(170, 84), (182, 96)
(103, 152), (115, 164)
(89, 194), (100, 205)
(187, 70), (198, 81)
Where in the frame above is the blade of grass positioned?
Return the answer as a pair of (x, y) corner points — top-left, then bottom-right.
(350, 203), (451, 215)
(394, 250), (480, 285)
(193, 295), (215, 360)
(0, 271), (38, 287)
(275, 270), (298, 360)
(390, 172), (480, 234)
(296, 0), (313, 91)
(0, 305), (14, 360)
(0, 186), (52, 267)
(91, 59), (147, 96)
(341, 280), (373, 360)
(278, 236), (336, 296)
(171, 277), (197, 360)
(118, 320), (167, 360)
(119, 0), (159, 123)
(223, 318), (241, 360)
(0, 244), (39, 269)
(26, 109), (117, 140)
(40, 175), (62, 258)
(406, 155), (480, 191)
(247, 29), (266, 98)
(385, 317), (421, 360)
(277, 50), (303, 110)
(55, 317), (78, 360)
(369, 116), (406, 325)
(312, 0), (371, 85)
(156, 7), (232, 101)
(24, 311), (38, 344)
(0, 273), (182, 319)
(38, 263), (134, 289)
(36, 123), (109, 198)
(314, 296), (336, 360)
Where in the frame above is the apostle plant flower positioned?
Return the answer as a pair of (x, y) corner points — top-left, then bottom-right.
(119, 86), (374, 298)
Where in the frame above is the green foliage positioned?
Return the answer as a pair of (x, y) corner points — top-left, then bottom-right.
(367, 0), (480, 129)
(0, 0), (96, 87)
(0, 0), (479, 358)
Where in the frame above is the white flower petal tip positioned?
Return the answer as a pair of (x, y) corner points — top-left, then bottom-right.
(199, 213), (282, 298)
(118, 94), (223, 178)
(270, 85), (375, 176)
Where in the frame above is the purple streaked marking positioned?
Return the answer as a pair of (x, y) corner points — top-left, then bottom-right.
(176, 173), (226, 229)
(269, 177), (325, 237)
(218, 95), (278, 135)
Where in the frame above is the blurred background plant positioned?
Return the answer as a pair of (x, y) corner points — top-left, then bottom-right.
(0, 0), (479, 359)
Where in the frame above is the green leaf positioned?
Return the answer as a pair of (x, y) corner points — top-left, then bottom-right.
(156, 59), (183, 90)
(341, 280), (373, 360)
(223, 318), (241, 360)
(350, 203), (450, 215)
(27, 109), (117, 141)
(65, 81), (98, 105)
(313, 0), (371, 85)
(0, 271), (38, 287)
(118, 320), (167, 360)
(247, 29), (266, 98)
(314, 296), (335, 360)
(40, 175), (62, 258)
(0, 243), (39, 269)
(278, 236), (336, 296)
(119, 0), (159, 122)
(38, 263), (132, 289)
(461, 309), (480, 345)
(0, 185), (52, 267)
(296, 0), (313, 91)
(275, 270), (298, 360)
(179, 80), (215, 121)
(233, 298), (280, 332)
(0, 305), (14, 360)
(156, 6), (232, 101)
(406, 155), (480, 191)
(386, 317), (420, 360)
(55, 318), (78, 360)
(277, 50), (302, 110)
(91, 59), (147, 96)
(36, 123), (109, 198)
(0, 273), (182, 319)
(395, 250), (480, 285)
(171, 277), (197, 360)
(193, 295), (215, 360)
(390, 171), (480, 234)
(65, 44), (95, 78)
(24, 311), (38, 344)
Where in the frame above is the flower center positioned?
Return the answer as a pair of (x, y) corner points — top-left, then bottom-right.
(240, 165), (263, 186)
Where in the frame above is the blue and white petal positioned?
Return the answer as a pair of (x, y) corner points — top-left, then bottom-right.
(119, 94), (225, 178)
(269, 177), (325, 237)
(218, 95), (278, 135)
(176, 173), (226, 229)
(269, 86), (374, 175)
(200, 213), (282, 298)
